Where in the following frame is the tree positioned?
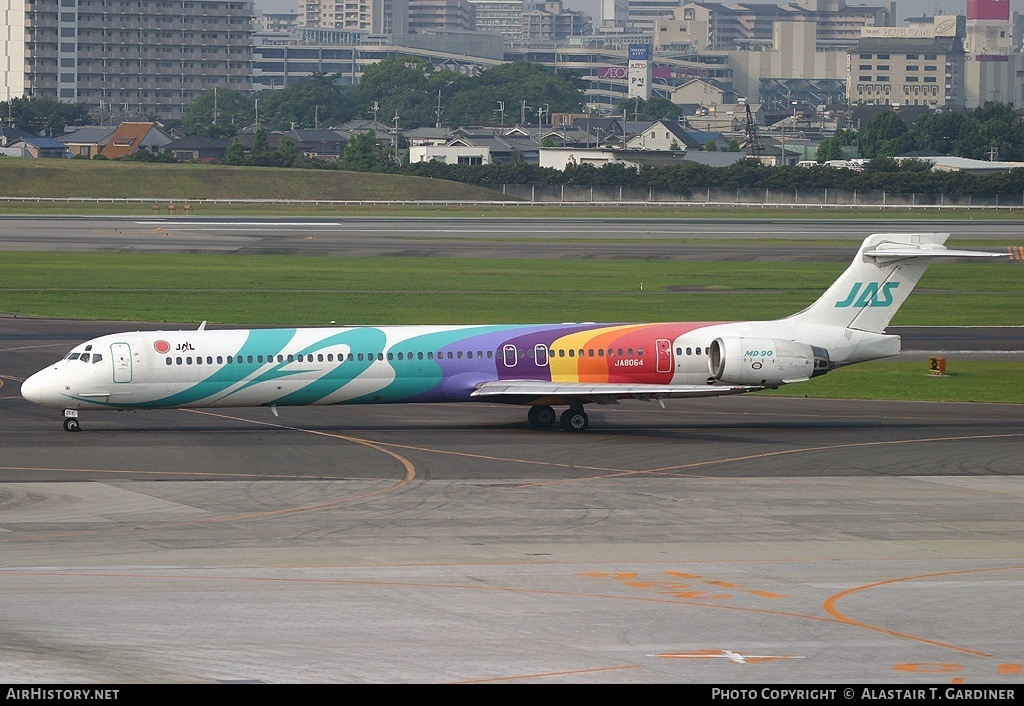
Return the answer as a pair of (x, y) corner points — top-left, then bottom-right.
(815, 137), (844, 162)
(0, 96), (89, 135)
(223, 139), (246, 165)
(856, 109), (915, 158)
(342, 131), (389, 170)
(249, 127), (273, 167)
(275, 135), (299, 167)
(441, 62), (585, 127)
(952, 102), (1024, 161)
(182, 88), (250, 136)
(254, 73), (353, 130)
(911, 110), (969, 156)
(613, 97), (681, 122)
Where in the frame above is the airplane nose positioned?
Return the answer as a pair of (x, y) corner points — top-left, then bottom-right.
(21, 372), (43, 405)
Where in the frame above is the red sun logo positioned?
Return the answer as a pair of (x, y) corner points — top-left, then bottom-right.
(154, 340), (171, 354)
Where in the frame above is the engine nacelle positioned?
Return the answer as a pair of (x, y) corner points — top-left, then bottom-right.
(708, 337), (830, 387)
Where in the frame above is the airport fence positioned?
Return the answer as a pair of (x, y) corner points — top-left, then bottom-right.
(3, 188), (1024, 210)
(493, 184), (1024, 208)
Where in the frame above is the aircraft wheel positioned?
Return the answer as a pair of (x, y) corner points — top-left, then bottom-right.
(527, 405), (557, 428)
(63, 418), (81, 432)
(560, 409), (589, 432)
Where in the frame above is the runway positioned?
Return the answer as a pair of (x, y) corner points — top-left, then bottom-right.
(0, 215), (1019, 260)
(1, 317), (1022, 683)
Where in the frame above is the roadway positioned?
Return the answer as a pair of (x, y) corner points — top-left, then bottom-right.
(0, 218), (1021, 684)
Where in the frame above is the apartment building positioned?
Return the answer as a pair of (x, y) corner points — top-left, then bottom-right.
(1, 0), (253, 120)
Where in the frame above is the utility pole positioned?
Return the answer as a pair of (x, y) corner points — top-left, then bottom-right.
(435, 90), (442, 128)
(392, 110), (401, 164)
(497, 101), (504, 132)
(213, 86), (218, 124)
(520, 99), (529, 126)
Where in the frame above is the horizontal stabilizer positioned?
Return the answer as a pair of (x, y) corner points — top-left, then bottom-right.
(864, 242), (1009, 264)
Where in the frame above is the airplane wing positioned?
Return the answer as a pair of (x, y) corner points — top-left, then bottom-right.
(470, 380), (765, 405)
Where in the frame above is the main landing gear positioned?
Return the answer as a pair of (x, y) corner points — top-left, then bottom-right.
(527, 404), (589, 432)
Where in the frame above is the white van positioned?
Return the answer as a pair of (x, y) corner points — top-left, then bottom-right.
(796, 160), (818, 168)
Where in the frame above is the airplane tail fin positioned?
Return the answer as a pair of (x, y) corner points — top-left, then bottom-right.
(784, 233), (1006, 333)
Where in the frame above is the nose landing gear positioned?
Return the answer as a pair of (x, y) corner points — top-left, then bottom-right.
(63, 410), (81, 432)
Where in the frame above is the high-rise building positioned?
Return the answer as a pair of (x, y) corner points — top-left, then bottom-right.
(1, 0), (253, 121)
(962, 0), (1019, 107)
(408, 0), (474, 32)
(521, 1), (590, 41)
(652, 1), (893, 51)
(298, 0), (387, 32)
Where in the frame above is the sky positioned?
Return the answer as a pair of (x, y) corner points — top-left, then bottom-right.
(253, 0), (1024, 24)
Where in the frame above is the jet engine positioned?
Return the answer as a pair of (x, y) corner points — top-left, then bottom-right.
(708, 337), (830, 387)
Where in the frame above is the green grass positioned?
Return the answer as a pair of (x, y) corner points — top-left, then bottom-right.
(1, 252), (1019, 326)
(2, 159), (1024, 219)
(763, 359), (1023, 404)
(0, 159), (508, 202)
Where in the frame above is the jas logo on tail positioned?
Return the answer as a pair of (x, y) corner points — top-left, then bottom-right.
(835, 281), (900, 308)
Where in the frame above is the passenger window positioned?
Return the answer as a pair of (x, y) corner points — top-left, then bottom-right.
(695, 347), (701, 355)
(187, 357), (193, 365)
(166, 357), (172, 365)
(637, 348), (644, 356)
(427, 351), (434, 359)
(686, 347), (692, 355)
(568, 350), (575, 357)
(247, 355), (254, 364)
(177, 357), (183, 365)
(318, 354), (324, 362)
(417, 352), (424, 360)
(207, 356), (213, 364)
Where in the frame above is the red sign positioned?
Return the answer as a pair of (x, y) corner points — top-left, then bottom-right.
(967, 0), (1008, 21)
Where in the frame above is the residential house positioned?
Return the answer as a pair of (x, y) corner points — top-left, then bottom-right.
(626, 120), (698, 151)
(99, 122), (174, 159)
(1, 136), (68, 158)
(164, 135), (234, 162)
(59, 126), (116, 158)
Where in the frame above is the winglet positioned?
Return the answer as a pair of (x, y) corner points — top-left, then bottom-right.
(197, 320), (207, 331)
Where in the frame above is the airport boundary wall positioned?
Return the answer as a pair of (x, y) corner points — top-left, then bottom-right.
(493, 184), (1024, 208)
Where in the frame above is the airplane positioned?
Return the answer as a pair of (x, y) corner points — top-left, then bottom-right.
(20, 232), (1007, 433)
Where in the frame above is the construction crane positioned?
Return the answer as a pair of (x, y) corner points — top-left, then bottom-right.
(742, 103), (762, 158)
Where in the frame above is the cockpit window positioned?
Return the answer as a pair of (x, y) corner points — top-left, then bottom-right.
(93, 354), (103, 363)
(67, 352), (81, 360)
(80, 353), (91, 363)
